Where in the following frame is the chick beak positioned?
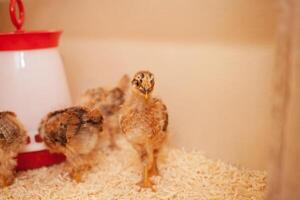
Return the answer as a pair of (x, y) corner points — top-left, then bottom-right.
(145, 92), (149, 100)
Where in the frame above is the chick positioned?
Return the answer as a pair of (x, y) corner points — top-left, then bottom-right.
(80, 75), (130, 149)
(39, 106), (103, 182)
(0, 111), (27, 188)
(120, 71), (168, 191)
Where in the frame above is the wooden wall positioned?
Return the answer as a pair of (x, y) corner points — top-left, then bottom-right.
(267, 0), (300, 199)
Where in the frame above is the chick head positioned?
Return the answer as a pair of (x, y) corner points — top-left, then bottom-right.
(131, 71), (155, 100)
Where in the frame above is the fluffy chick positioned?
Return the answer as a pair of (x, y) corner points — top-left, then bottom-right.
(80, 75), (130, 149)
(120, 71), (168, 191)
(39, 106), (103, 182)
(0, 111), (27, 188)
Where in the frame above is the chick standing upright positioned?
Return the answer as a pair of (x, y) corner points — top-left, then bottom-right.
(120, 71), (168, 190)
(0, 111), (27, 188)
(80, 75), (130, 149)
(39, 106), (103, 182)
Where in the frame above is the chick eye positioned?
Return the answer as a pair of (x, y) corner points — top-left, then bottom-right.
(132, 79), (139, 86)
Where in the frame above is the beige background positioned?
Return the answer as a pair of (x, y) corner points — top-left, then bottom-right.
(0, 0), (277, 170)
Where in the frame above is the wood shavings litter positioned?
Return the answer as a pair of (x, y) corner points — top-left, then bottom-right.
(0, 138), (267, 200)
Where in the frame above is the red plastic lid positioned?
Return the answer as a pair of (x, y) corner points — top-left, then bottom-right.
(0, 31), (62, 51)
(0, 0), (62, 51)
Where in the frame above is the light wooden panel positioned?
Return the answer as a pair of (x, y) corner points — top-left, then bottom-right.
(267, 0), (300, 199)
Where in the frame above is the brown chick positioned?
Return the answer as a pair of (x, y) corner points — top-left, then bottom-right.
(0, 111), (27, 188)
(120, 71), (168, 191)
(39, 106), (103, 182)
(80, 74), (130, 149)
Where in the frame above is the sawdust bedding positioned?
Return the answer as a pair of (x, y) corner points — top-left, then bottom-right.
(0, 137), (267, 200)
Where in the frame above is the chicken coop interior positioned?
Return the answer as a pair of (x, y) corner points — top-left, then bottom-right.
(0, 0), (299, 199)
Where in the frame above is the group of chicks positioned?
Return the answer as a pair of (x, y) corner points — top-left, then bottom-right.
(0, 71), (168, 191)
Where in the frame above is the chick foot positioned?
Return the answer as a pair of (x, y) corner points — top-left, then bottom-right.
(70, 164), (91, 183)
(137, 167), (156, 192)
(136, 179), (156, 192)
(0, 175), (14, 188)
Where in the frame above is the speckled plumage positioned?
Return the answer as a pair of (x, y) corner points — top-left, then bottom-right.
(120, 71), (168, 191)
(0, 111), (27, 188)
(120, 97), (168, 150)
(79, 75), (130, 149)
(39, 106), (103, 182)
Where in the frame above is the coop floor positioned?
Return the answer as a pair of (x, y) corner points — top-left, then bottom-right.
(1, 138), (267, 200)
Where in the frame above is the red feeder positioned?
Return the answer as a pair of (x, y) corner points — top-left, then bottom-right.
(0, 0), (71, 170)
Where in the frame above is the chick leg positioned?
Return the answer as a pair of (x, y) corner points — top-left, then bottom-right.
(137, 144), (155, 191)
(108, 127), (119, 150)
(149, 149), (160, 177)
(65, 146), (90, 183)
(68, 156), (91, 183)
(0, 173), (14, 188)
(68, 140), (100, 183)
(65, 126), (97, 182)
(70, 163), (91, 183)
